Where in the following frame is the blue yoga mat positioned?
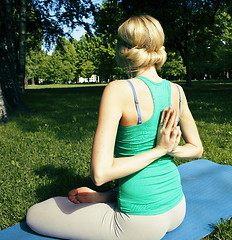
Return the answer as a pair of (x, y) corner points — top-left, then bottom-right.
(1, 159), (232, 240)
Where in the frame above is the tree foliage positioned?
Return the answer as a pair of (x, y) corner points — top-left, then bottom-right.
(31, 0), (95, 45)
(26, 34), (120, 83)
(26, 38), (78, 84)
(120, 0), (228, 86)
(25, 0), (231, 84)
(158, 52), (186, 80)
(75, 34), (119, 81)
(26, 50), (47, 82)
(190, 7), (232, 79)
(5, 0), (231, 115)
(0, 0), (95, 121)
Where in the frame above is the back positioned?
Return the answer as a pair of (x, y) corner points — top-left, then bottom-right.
(114, 76), (183, 215)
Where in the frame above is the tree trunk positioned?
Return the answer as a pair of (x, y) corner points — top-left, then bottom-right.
(0, 84), (8, 122)
(0, 0), (26, 120)
(18, 0), (27, 93)
(100, 60), (105, 83)
(24, 75), (28, 86)
(184, 55), (192, 87)
(179, 47), (192, 87)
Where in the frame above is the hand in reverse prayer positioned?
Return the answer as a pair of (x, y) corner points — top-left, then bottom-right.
(156, 106), (181, 154)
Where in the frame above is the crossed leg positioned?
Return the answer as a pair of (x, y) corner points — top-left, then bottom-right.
(26, 196), (177, 240)
(27, 188), (185, 240)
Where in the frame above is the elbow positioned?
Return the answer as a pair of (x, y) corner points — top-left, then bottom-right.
(91, 170), (106, 187)
(92, 176), (104, 187)
(196, 145), (204, 158)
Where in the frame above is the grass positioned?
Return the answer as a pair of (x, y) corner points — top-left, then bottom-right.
(25, 83), (107, 89)
(0, 80), (232, 239)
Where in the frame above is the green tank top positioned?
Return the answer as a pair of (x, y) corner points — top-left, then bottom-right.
(114, 76), (183, 215)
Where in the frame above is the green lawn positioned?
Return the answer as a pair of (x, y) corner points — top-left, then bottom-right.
(0, 80), (232, 239)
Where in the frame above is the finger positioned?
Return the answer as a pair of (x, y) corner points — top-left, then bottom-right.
(175, 126), (182, 141)
(160, 107), (167, 126)
(173, 110), (178, 129)
(166, 109), (176, 130)
(170, 127), (179, 141)
(163, 106), (174, 128)
(169, 109), (177, 130)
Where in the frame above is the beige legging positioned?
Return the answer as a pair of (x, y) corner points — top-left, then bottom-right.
(26, 195), (186, 240)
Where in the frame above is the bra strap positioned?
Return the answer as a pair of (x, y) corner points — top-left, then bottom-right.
(126, 80), (142, 124)
(175, 84), (182, 120)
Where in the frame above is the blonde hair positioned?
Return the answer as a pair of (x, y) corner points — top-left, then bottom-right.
(116, 15), (167, 76)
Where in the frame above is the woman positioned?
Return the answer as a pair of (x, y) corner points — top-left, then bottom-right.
(27, 15), (203, 240)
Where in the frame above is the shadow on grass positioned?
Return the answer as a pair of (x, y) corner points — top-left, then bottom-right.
(34, 164), (116, 202)
(183, 87), (232, 124)
(8, 81), (231, 145)
(12, 86), (105, 142)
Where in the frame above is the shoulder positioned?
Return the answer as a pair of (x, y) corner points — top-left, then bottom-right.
(170, 82), (186, 97)
(102, 79), (131, 98)
(105, 79), (130, 89)
(100, 80), (131, 108)
(170, 82), (183, 91)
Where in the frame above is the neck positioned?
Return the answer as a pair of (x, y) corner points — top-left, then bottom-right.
(136, 66), (163, 83)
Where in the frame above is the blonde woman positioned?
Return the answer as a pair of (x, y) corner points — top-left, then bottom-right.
(27, 15), (203, 240)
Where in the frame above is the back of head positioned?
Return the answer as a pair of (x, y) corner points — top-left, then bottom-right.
(116, 15), (167, 76)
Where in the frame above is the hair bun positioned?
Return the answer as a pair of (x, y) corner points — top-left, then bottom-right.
(155, 46), (167, 69)
(116, 15), (167, 75)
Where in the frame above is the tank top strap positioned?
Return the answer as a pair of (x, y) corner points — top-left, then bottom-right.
(175, 84), (182, 120)
(126, 80), (142, 124)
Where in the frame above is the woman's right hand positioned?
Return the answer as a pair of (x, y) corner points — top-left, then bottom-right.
(156, 106), (181, 154)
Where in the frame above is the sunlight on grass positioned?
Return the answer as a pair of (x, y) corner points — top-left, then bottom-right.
(1, 80), (232, 238)
(25, 83), (107, 89)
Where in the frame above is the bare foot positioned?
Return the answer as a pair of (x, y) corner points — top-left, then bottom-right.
(68, 187), (116, 204)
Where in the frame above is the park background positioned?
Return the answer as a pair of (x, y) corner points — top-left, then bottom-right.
(0, 0), (232, 239)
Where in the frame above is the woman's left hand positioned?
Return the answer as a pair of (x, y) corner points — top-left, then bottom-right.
(156, 106), (181, 154)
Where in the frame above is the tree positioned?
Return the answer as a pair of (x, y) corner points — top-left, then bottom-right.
(158, 52), (186, 80)
(30, 38), (79, 84)
(32, 0), (95, 45)
(190, 8), (232, 80)
(0, 0), (26, 120)
(213, 10), (232, 79)
(0, 1), (42, 119)
(93, 0), (227, 83)
(0, 0), (95, 122)
(26, 49), (49, 83)
(18, 0), (27, 92)
(91, 0), (231, 82)
(74, 34), (119, 82)
(80, 60), (96, 81)
(92, 0), (127, 81)
(52, 38), (78, 83)
(122, 0), (232, 86)
(0, 86), (7, 123)
(94, 0), (125, 38)
(120, 0), (225, 86)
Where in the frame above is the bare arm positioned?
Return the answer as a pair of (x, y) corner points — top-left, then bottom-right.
(91, 81), (180, 186)
(169, 86), (203, 159)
